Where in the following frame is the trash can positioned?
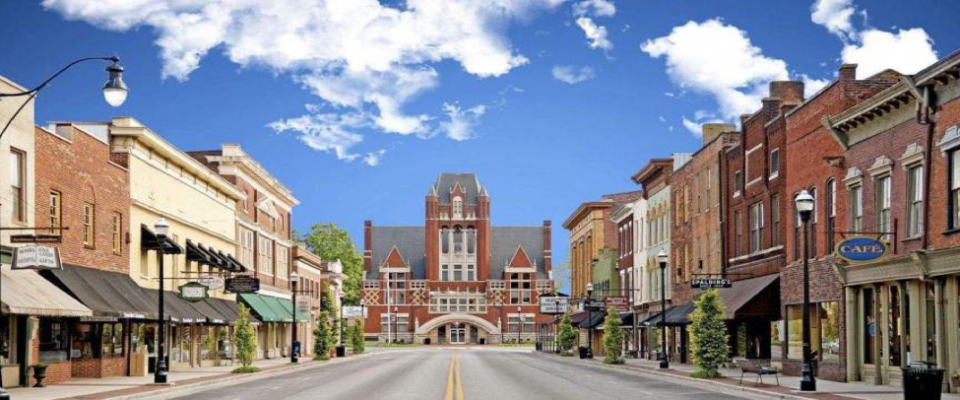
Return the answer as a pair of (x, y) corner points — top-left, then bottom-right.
(902, 361), (944, 400)
(578, 346), (589, 359)
(478, 338), (485, 345)
(336, 345), (346, 357)
(425, 338), (432, 345)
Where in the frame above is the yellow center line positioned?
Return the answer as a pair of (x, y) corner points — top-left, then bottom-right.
(445, 352), (456, 400)
(444, 352), (465, 400)
(455, 352), (464, 400)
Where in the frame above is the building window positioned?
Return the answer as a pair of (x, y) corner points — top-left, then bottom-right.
(453, 264), (464, 281)
(508, 314), (535, 333)
(734, 171), (743, 195)
(112, 213), (122, 254)
(749, 202), (764, 253)
(826, 180), (836, 250)
(786, 302), (840, 362)
(441, 264), (450, 281)
(453, 226), (464, 253)
(9, 149), (25, 222)
(769, 148), (780, 178)
(772, 195), (781, 247)
(510, 273), (532, 304)
(83, 203), (95, 248)
(276, 246), (289, 280)
(380, 314), (409, 333)
(466, 264), (476, 281)
(850, 185), (863, 232)
(259, 237), (273, 275)
(793, 193), (801, 261)
(808, 188), (818, 257)
(876, 175), (891, 241)
(467, 227), (476, 254)
(950, 150), (960, 229)
(705, 168), (712, 211)
(49, 191), (62, 234)
(735, 211), (743, 256)
(387, 272), (406, 304)
(441, 227), (450, 254)
(907, 165), (924, 237)
(240, 228), (255, 268)
(863, 287), (876, 364)
(453, 197), (463, 218)
(430, 296), (486, 313)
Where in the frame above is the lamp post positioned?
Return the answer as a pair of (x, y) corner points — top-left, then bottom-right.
(290, 272), (300, 363)
(795, 190), (817, 391)
(517, 306), (522, 344)
(154, 217), (169, 384)
(586, 282), (594, 358)
(657, 250), (669, 369)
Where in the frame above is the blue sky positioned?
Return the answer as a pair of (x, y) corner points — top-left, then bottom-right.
(2, 0), (959, 289)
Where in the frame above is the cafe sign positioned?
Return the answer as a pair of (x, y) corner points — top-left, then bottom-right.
(179, 282), (209, 302)
(836, 237), (887, 263)
(198, 275), (225, 290)
(11, 245), (62, 270)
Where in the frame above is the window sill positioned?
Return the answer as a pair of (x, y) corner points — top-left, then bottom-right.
(943, 227), (960, 236)
(901, 235), (921, 242)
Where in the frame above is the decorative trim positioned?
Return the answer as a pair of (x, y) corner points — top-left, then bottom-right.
(868, 156), (894, 178)
(899, 143), (925, 168)
(844, 167), (863, 187)
(938, 125), (960, 155)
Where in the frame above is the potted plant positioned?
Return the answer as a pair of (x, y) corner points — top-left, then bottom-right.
(951, 370), (960, 391)
(32, 363), (48, 387)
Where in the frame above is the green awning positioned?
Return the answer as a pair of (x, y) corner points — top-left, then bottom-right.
(259, 296), (292, 323)
(239, 293), (286, 322)
(272, 297), (309, 323)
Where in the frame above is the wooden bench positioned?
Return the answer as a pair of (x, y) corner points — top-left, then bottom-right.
(736, 358), (780, 386)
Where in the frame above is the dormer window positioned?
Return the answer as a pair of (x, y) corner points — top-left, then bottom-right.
(453, 196), (463, 218)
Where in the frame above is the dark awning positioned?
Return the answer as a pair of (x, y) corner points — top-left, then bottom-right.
(719, 274), (780, 320)
(208, 297), (260, 325)
(224, 253), (247, 272)
(185, 239), (213, 265)
(144, 290), (206, 323)
(185, 297), (229, 325)
(619, 312), (634, 327)
(641, 302), (696, 327)
(141, 224), (183, 254)
(578, 310), (606, 329)
(42, 264), (158, 320)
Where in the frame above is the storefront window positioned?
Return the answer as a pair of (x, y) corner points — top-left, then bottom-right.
(39, 318), (70, 363)
(787, 306), (802, 360)
(72, 323), (100, 359)
(888, 285), (903, 367)
(864, 288), (876, 364)
(819, 302), (840, 361)
(786, 302), (839, 362)
(925, 283), (937, 362)
(102, 323), (124, 357)
(0, 315), (12, 364)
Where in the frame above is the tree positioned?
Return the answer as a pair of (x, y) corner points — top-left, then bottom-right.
(300, 223), (364, 305)
(314, 311), (333, 360)
(689, 289), (730, 378)
(351, 318), (365, 354)
(233, 303), (259, 373)
(557, 313), (578, 356)
(602, 307), (624, 364)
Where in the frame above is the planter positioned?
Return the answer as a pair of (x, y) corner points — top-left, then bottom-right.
(32, 365), (48, 388)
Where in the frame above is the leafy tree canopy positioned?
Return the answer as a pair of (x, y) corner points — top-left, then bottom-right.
(300, 223), (364, 305)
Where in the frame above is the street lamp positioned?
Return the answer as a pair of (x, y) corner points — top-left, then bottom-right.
(517, 306), (522, 344)
(657, 250), (669, 369)
(795, 190), (817, 391)
(0, 57), (129, 140)
(586, 282), (594, 358)
(154, 217), (169, 384)
(290, 272), (300, 363)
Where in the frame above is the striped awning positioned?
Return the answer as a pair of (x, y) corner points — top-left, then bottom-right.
(1, 268), (92, 317)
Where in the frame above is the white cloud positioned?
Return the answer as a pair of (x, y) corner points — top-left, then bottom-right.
(363, 149), (386, 166)
(573, 0), (615, 18)
(551, 65), (596, 84)
(811, 0), (856, 41)
(841, 28), (938, 78)
(267, 110), (368, 162)
(42, 0), (564, 164)
(438, 102), (487, 141)
(641, 19), (788, 120)
(800, 74), (830, 97)
(576, 17), (612, 51)
(681, 116), (724, 137)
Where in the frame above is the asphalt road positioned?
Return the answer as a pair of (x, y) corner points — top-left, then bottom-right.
(173, 348), (755, 400)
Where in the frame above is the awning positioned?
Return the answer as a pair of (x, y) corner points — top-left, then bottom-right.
(577, 310), (605, 329)
(641, 302), (696, 327)
(209, 298), (261, 325)
(239, 293), (288, 322)
(144, 290), (206, 323)
(185, 239), (214, 266)
(619, 312), (634, 327)
(272, 296), (309, 323)
(141, 225), (183, 254)
(718, 274), (780, 320)
(42, 264), (158, 319)
(1, 268), (92, 317)
(185, 297), (229, 325)
(260, 296), (294, 323)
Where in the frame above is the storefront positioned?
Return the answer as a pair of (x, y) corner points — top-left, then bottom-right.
(841, 248), (960, 392)
(238, 293), (304, 359)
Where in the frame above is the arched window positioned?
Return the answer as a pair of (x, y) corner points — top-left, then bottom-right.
(466, 227), (476, 254)
(453, 226), (463, 253)
(453, 197), (463, 218)
(441, 227), (450, 254)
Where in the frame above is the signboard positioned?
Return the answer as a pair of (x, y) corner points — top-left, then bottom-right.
(582, 299), (605, 311)
(690, 278), (733, 289)
(178, 282), (209, 302)
(343, 305), (367, 318)
(225, 276), (260, 293)
(11, 245), (62, 270)
(605, 296), (630, 312)
(10, 234), (62, 244)
(539, 296), (570, 314)
(296, 297), (311, 314)
(836, 237), (887, 262)
(198, 275), (225, 290)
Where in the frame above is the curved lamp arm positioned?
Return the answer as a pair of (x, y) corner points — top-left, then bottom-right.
(0, 56), (119, 97)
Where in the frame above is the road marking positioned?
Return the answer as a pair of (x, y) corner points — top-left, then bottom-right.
(444, 352), (465, 400)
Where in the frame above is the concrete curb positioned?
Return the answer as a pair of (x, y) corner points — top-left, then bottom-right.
(532, 352), (820, 400)
(105, 353), (377, 400)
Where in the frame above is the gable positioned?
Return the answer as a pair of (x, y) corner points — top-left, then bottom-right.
(508, 245), (533, 268)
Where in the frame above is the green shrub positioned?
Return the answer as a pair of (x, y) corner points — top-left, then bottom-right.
(603, 307), (623, 364)
(689, 289), (730, 378)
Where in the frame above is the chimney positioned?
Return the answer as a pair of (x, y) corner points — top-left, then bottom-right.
(701, 123), (737, 145)
(363, 220), (372, 272)
(769, 81), (805, 104)
(542, 220), (552, 275)
(839, 64), (858, 82)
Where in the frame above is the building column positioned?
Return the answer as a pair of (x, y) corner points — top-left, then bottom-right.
(945, 277), (959, 387)
(845, 286), (859, 382)
(934, 278), (945, 368)
(907, 281), (924, 365)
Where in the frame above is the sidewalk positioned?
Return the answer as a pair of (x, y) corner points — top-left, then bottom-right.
(540, 352), (960, 400)
(6, 356), (355, 400)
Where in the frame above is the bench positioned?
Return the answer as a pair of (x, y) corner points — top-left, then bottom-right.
(736, 358), (780, 386)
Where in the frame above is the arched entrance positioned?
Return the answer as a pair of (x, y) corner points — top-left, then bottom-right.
(417, 314), (499, 345)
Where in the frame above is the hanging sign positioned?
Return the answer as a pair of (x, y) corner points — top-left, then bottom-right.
(178, 282), (209, 302)
(690, 278), (732, 289)
(343, 306), (367, 318)
(836, 237), (887, 262)
(198, 275), (225, 290)
(225, 276), (260, 293)
(10, 234), (62, 244)
(11, 245), (62, 270)
(539, 296), (570, 314)
(296, 297), (311, 314)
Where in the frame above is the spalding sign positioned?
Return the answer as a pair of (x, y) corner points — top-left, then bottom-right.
(836, 237), (887, 262)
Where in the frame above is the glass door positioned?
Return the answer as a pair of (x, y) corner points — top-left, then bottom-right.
(451, 324), (466, 344)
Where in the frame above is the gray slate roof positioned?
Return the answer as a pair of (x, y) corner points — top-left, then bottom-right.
(369, 226), (546, 279)
(433, 173), (482, 205)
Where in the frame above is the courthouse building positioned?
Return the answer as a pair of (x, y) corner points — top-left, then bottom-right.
(362, 173), (554, 344)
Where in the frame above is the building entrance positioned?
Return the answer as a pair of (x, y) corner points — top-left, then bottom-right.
(450, 323), (466, 344)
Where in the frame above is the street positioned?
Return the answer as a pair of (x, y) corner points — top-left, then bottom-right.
(172, 348), (754, 400)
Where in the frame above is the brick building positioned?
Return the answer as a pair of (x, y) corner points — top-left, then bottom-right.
(782, 64), (900, 382)
(362, 173), (554, 344)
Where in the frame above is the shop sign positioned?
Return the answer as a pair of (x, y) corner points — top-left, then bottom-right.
(296, 297), (311, 314)
(836, 237), (887, 262)
(11, 245), (62, 270)
(179, 282), (209, 302)
(604, 296), (630, 312)
(198, 275), (225, 290)
(226, 276), (260, 293)
(10, 234), (62, 244)
(343, 306), (367, 318)
(691, 278), (732, 289)
(539, 296), (569, 314)
(582, 299), (605, 311)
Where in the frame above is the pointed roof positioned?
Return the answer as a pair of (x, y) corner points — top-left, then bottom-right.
(432, 173), (482, 204)
(507, 245), (533, 268)
(381, 245), (408, 269)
